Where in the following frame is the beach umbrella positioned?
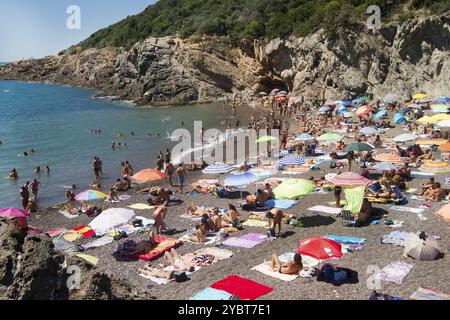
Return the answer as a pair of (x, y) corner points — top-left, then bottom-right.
(0, 208), (31, 219)
(318, 132), (343, 142)
(352, 98), (363, 104)
(88, 208), (135, 235)
(439, 141), (450, 152)
(295, 133), (315, 141)
(419, 161), (450, 173)
(374, 153), (402, 164)
(372, 162), (401, 171)
(430, 104), (449, 113)
(203, 163), (234, 174)
(431, 113), (450, 122)
(373, 109), (387, 119)
(74, 189), (107, 201)
(273, 179), (314, 200)
(433, 97), (450, 104)
(343, 111), (354, 118)
(356, 106), (372, 117)
(383, 94), (398, 104)
(415, 139), (448, 146)
(319, 106), (331, 112)
(279, 155), (306, 166)
(224, 172), (258, 187)
(258, 91), (268, 96)
(393, 133), (419, 143)
(359, 127), (378, 135)
(437, 120), (450, 128)
(409, 104), (422, 110)
(255, 135), (277, 143)
(336, 105), (348, 113)
(416, 115), (434, 124)
(413, 93), (427, 100)
(344, 142), (374, 152)
(394, 112), (407, 125)
(326, 172), (371, 187)
(404, 233), (443, 261)
(270, 89), (280, 94)
(131, 169), (166, 183)
(296, 237), (342, 261)
(249, 168), (273, 180)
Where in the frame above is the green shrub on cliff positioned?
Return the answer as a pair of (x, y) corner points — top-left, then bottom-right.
(77, 0), (449, 50)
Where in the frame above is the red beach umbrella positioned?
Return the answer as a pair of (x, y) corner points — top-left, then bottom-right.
(296, 237), (342, 260)
(326, 172), (371, 187)
(0, 208), (31, 219)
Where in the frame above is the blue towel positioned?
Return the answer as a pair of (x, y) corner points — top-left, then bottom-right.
(190, 287), (231, 300)
(265, 199), (297, 209)
(323, 235), (366, 245)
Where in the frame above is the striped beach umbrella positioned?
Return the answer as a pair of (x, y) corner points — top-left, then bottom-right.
(326, 172), (371, 187)
(374, 153), (402, 164)
(419, 161), (450, 173)
(372, 162), (401, 171)
(279, 155), (306, 166)
(203, 163), (234, 174)
(224, 172), (258, 187)
(295, 134), (314, 141)
(393, 133), (420, 143)
(75, 190), (107, 201)
(0, 208), (31, 219)
(359, 127), (378, 135)
(356, 106), (372, 117)
(131, 169), (166, 183)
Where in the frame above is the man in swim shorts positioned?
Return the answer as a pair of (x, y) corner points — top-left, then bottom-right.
(176, 163), (186, 194)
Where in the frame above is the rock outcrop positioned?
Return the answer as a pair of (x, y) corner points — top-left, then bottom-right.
(0, 15), (449, 106)
(0, 219), (151, 300)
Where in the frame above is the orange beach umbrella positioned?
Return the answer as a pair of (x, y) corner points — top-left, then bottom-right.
(131, 169), (166, 183)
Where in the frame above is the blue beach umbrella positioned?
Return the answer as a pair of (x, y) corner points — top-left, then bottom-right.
(336, 105), (348, 113)
(279, 155), (306, 166)
(203, 163), (234, 174)
(224, 172), (258, 187)
(319, 106), (331, 112)
(295, 134), (315, 141)
(374, 109), (388, 119)
(352, 98), (363, 104)
(433, 97), (450, 104)
(394, 113), (407, 125)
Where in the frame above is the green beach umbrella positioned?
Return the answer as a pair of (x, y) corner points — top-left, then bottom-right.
(273, 179), (315, 200)
(344, 142), (374, 152)
(317, 132), (343, 142)
(255, 135), (277, 143)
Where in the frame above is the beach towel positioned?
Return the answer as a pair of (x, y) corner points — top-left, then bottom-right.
(194, 247), (233, 260)
(128, 203), (155, 210)
(240, 233), (269, 242)
(62, 231), (82, 242)
(118, 195), (131, 201)
(138, 236), (182, 262)
(375, 261), (413, 284)
(59, 210), (80, 219)
(179, 233), (219, 245)
(222, 237), (261, 249)
(409, 287), (450, 300)
(344, 186), (365, 214)
(411, 171), (435, 177)
(75, 254), (99, 266)
(307, 205), (342, 215)
(278, 252), (319, 267)
(323, 235), (366, 245)
(190, 287), (232, 300)
(134, 216), (155, 228)
(211, 275), (273, 300)
(72, 225), (95, 238)
(242, 219), (270, 228)
(252, 262), (299, 281)
(367, 197), (393, 203)
(435, 203), (450, 221)
(390, 206), (425, 214)
(265, 199), (297, 209)
(47, 228), (68, 238)
(405, 188), (418, 194)
(82, 236), (114, 250)
(381, 231), (414, 247)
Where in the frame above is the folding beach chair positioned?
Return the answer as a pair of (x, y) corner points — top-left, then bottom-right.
(341, 210), (357, 227)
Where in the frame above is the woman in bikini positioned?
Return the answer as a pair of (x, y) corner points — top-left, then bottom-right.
(271, 253), (303, 275)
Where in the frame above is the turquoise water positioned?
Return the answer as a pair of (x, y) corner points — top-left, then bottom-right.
(0, 80), (253, 207)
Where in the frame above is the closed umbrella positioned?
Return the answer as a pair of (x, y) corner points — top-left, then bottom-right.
(224, 172), (258, 187)
(203, 163), (234, 174)
(255, 135), (277, 143)
(295, 237), (342, 261)
(326, 172), (371, 187)
(404, 233), (443, 261)
(295, 134), (314, 141)
(131, 169), (166, 183)
(344, 142), (374, 152)
(279, 155), (306, 166)
(273, 179), (314, 200)
(0, 208), (31, 219)
(89, 208), (135, 235)
(75, 189), (107, 201)
(359, 127), (378, 135)
(318, 132), (343, 142)
(393, 133), (419, 143)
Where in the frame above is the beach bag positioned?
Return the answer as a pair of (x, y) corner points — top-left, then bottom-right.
(174, 271), (189, 283)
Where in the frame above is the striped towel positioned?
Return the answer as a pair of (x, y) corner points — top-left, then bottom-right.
(409, 287), (450, 300)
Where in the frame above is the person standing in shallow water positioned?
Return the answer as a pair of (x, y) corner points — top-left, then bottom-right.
(19, 183), (29, 210)
(93, 157), (101, 183)
(30, 179), (41, 200)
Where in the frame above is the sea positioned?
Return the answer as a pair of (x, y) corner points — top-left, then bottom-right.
(0, 80), (256, 208)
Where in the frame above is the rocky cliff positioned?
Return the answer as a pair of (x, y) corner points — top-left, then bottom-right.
(0, 14), (449, 106)
(0, 219), (152, 300)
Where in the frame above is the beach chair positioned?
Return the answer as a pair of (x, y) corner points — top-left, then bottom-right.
(341, 210), (357, 227)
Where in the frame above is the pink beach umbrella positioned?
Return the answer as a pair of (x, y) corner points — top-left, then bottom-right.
(0, 208), (32, 219)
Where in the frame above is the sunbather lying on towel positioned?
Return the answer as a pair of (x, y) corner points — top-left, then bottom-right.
(138, 266), (175, 280)
(186, 203), (220, 216)
(191, 184), (218, 194)
(127, 231), (157, 256)
(62, 203), (80, 215)
(271, 253), (303, 275)
(162, 248), (195, 271)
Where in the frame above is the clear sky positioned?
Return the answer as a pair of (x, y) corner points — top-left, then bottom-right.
(0, 0), (156, 62)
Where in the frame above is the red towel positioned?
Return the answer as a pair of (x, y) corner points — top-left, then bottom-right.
(72, 225), (95, 238)
(211, 275), (272, 300)
(138, 236), (182, 261)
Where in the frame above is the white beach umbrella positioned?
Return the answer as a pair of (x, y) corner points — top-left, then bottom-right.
(393, 133), (420, 143)
(88, 208), (135, 235)
(404, 233), (443, 261)
(436, 119), (450, 128)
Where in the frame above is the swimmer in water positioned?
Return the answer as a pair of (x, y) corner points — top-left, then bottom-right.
(23, 152), (29, 156)
(34, 166), (41, 174)
(45, 166), (50, 174)
(30, 148), (35, 153)
(131, 131), (135, 136)
(181, 121), (184, 127)
(111, 141), (116, 149)
(9, 168), (18, 179)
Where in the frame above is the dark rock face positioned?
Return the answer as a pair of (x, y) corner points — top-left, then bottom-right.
(0, 15), (448, 106)
(0, 220), (151, 300)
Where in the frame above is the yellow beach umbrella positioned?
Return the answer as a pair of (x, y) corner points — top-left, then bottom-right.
(431, 114), (450, 122)
(416, 116), (434, 123)
(413, 93), (427, 100)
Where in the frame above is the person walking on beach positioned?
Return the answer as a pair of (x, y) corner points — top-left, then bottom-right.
(30, 179), (41, 200)
(176, 163), (186, 194)
(164, 148), (171, 163)
(19, 183), (30, 210)
(165, 161), (175, 187)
